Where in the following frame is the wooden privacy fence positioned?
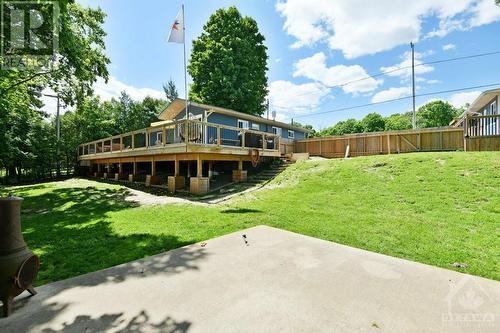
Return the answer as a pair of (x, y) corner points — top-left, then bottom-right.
(294, 127), (465, 158)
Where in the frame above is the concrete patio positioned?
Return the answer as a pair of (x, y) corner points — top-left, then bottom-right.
(1, 225), (499, 332)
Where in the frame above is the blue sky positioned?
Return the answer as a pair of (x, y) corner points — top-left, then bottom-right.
(74, 0), (500, 129)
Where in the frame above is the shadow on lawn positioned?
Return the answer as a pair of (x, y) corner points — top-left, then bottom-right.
(10, 185), (205, 285)
(1, 185), (206, 332)
(220, 208), (262, 214)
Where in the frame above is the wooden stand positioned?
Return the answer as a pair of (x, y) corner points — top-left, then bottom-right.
(168, 176), (185, 193)
(190, 177), (210, 195)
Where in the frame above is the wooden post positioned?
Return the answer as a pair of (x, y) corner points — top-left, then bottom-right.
(262, 133), (266, 150)
(463, 115), (468, 152)
(174, 155), (179, 176)
(396, 134), (400, 153)
(132, 134), (135, 149)
(241, 130), (245, 148)
(162, 126), (166, 146)
(387, 134), (391, 154)
(197, 155), (203, 177)
(133, 161), (137, 175)
(217, 126), (221, 146)
(151, 157), (155, 176)
(97, 164), (101, 173)
(379, 135), (383, 153)
(120, 136), (123, 151)
(208, 161), (213, 179)
(119, 163), (122, 174)
(145, 130), (149, 148)
(238, 159), (243, 171)
(319, 139), (322, 157)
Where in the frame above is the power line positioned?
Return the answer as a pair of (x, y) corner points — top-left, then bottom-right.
(292, 82), (500, 119)
(326, 50), (500, 90)
(271, 50), (500, 106)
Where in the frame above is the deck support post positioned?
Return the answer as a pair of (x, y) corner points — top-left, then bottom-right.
(97, 164), (101, 173)
(233, 159), (247, 182)
(118, 163), (122, 174)
(151, 157), (156, 176)
(208, 161), (213, 179)
(197, 155), (203, 177)
(174, 155), (179, 176)
(133, 161), (137, 175)
(168, 155), (185, 192)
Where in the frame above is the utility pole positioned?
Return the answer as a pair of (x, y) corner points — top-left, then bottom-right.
(43, 94), (61, 178)
(410, 42), (416, 129)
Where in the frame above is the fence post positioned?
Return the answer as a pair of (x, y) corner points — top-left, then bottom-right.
(387, 134), (391, 154)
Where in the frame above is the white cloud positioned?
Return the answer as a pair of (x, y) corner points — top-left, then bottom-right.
(448, 91), (481, 108)
(442, 43), (456, 51)
(293, 52), (382, 94)
(39, 77), (165, 117)
(268, 80), (330, 120)
(380, 51), (434, 82)
(469, 0), (500, 27)
(276, 0), (500, 59)
(371, 87), (412, 103)
(93, 76), (165, 101)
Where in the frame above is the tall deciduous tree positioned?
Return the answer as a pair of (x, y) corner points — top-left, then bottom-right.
(417, 100), (459, 128)
(188, 6), (268, 116)
(361, 113), (386, 132)
(384, 112), (412, 131)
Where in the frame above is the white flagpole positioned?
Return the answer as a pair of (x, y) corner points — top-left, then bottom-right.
(182, 4), (188, 120)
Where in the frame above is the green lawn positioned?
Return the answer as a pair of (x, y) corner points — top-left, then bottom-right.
(2, 151), (499, 284)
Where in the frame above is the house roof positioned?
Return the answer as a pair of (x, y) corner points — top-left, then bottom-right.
(158, 99), (311, 133)
(466, 88), (500, 114)
(449, 88), (500, 127)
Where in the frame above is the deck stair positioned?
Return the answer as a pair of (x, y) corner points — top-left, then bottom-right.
(246, 159), (293, 186)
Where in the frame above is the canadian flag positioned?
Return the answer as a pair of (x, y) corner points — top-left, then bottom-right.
(168, 6), (184, 44)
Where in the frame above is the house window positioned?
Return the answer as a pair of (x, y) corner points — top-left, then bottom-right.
(272, 127), (282, 136)
(491, 101), (497, 115)
(251, 123), (260, 130)
(288, 130), (295, 139)
(238, 119), (249, 129)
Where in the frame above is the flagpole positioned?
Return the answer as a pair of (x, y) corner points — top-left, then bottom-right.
(182, 4), (188, 120)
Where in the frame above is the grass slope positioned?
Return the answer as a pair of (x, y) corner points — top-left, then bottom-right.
(2, 152), (499, 284)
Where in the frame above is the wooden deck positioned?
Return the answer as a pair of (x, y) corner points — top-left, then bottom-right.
(78, 119), (281, 162)
(77, 119), (281, 194)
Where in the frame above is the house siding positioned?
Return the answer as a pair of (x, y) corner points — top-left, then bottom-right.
(169, 106), (309, 144)
(174, 105), (206, 121)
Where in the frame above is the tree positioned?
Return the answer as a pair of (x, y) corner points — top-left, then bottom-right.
(188, 6), (268, 116)
(417, 100), (459, 128)
(361, 113), (385, 132)
(385, 112), (412, 131)
(319, 119), (363, 136)
(163, 79), (179, 102)
(0, 1), (110, 182)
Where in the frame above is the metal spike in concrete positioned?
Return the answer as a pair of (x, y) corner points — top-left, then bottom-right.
(1, 226), (499, 332)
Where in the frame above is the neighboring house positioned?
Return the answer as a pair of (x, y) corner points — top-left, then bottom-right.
(154, 99), (308, 142)
(451, 89), (500, 137)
